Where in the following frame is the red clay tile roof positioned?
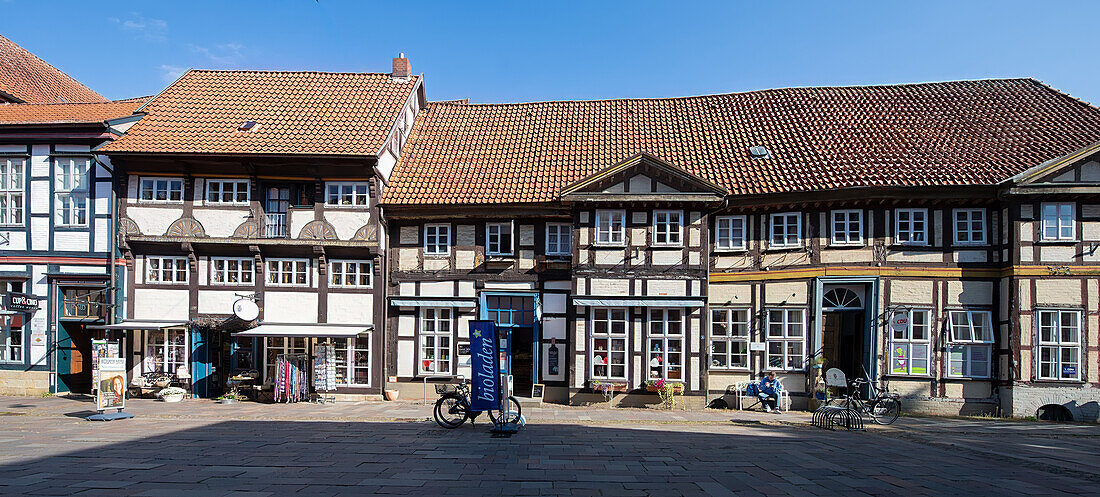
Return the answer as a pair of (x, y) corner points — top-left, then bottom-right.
(383, 78), (1100, 205)
(0, 33), (106, 104)
(100, 70), (420, 156)
(0, 97), (147, 125)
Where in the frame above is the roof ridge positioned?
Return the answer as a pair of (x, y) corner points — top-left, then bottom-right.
(426, 77), (1038, 108)
(0, 96), (151, 107)
(187, 68), (419, 77)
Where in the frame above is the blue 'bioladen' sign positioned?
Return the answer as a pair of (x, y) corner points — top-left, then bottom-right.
(468, 320), (500, 412)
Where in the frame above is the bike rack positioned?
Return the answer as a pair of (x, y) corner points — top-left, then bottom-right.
(811, 405), (864, 431)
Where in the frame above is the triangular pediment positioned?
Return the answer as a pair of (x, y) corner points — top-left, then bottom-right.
(560, 152), (727, 200)
(1009, 140), (1100, 187)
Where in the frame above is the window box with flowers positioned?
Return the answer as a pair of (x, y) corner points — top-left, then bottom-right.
(645, 379), (684, 393)
(590, 380), (629, 393)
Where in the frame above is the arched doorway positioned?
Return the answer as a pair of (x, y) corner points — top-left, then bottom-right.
(821, 285), (867, 381)
(1037, 404), (1073, 422)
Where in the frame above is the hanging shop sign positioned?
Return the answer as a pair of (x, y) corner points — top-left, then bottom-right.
(232, 299), (260, 321)
(890, 312), (910, 333)
(2, 292), (41, 312)
(96, 357), (127, 411)
(468, 320), (501, 412)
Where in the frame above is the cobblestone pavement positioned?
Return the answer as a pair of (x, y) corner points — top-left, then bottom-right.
(0, 396), (1098, 496)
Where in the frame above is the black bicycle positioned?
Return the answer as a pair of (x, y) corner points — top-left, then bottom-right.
(433, 379), (522, 429)
(845, 377), (902, 425)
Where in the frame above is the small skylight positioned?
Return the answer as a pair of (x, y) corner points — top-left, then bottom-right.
(749, 145), (771, 159)
(238, 121), (258, 132)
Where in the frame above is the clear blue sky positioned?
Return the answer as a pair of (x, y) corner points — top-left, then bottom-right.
(2, 0), (1099, 105)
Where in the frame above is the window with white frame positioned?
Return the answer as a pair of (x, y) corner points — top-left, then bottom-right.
(331, 335), (371, 386)
(714, 215), (746, 251)
(264, 336), (307, 381)
(1041, 202), (1075, 241)
(766, 308), (805, 370)
(0, 158), (24, 226)
(1037, 310), (1081, 381)
(266, 259), (309, 287)
(424, 224), (451, 255)
(55, 157), (89, 226)
(947, 310), (993, 378)
(595, 210), (625, 245)
(139, 177), (184, 203)
(647, 308), (684, 381)
(710, 308), (749, 369)
(590, 307), (627, 380)
(330, 260), (372, 288)
(486, 222), (513, 256)
(419, 308), (452, 375)
(769, 212), (801, 248)
(1, 317), (21, 363)
(889, 309), (931, 376)
(653, 210), (683, 246)
(211, 257), (254, 285)
(325, 182), (370, 206)
(953, 208), (986, 245)
(144, 329), (188, 374)
(546, 223), (572, 256)
(895, 208), (928, 245)
(146, 256), (188, 284)
(831, 209), (863, 245)
(205, 179), (249, 204)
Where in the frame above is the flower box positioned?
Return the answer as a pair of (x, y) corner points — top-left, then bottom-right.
(646, 382), (684, 393)
(592, 382), (628, 393)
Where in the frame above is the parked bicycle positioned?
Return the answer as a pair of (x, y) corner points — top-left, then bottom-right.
(433, 377), (522, 429)
(843, 376), (902, 425)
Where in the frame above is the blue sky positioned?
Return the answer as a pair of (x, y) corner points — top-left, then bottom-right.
(2, 1), (1099, 104)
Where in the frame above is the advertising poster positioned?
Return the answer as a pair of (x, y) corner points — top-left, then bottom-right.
(96, 357), (127, 411)
(91, 339), (108, 390)
(468, 320), (500, 412)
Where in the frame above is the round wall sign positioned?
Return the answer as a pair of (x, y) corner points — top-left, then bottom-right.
(890, 313), (909, 333)
(232, 299), (259, 321)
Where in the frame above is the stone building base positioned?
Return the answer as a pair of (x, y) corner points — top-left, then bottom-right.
(0, 370), (50, 396)
(1002, 385), (1100, 422)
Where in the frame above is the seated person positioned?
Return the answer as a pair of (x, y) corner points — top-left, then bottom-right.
(758, 372), (783, 413)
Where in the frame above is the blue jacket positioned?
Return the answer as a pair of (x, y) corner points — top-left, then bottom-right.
(758, 377), (782, 396)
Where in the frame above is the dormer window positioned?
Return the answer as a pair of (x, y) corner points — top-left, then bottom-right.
(237, 121), (258, 132)
(749, 145), (771, 159)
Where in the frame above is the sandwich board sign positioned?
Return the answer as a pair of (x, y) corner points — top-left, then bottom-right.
(86, 357), (133, 421)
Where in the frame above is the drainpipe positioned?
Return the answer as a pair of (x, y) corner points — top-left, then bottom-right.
(703, 195), (732, 408)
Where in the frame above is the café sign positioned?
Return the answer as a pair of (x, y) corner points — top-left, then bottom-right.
(3, 292), (41, 312)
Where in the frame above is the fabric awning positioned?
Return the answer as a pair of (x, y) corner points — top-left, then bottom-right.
(89, 320), (188, 330)
(232, 323), (372, 338)
(389, 298), (477, 308)
(571, 298), (705, 308)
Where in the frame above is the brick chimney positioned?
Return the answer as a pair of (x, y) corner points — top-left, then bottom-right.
(392, 53), (411, 79)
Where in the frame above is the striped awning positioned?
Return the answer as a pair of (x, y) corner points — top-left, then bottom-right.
(389, 298), (477, 308)
(571, 298), (705, 308)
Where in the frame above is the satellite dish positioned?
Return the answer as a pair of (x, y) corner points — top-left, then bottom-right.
(232, 299), (259, 321)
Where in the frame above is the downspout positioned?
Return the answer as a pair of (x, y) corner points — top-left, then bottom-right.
(703, 195), (732, 407)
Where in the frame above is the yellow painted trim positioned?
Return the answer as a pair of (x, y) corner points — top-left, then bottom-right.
(1020, 141), (1100, 184)
(710, 264), (1100, 282)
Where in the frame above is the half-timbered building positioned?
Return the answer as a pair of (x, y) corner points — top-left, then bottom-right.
(98, 58), (423, 399)
(383, 78), (1100, 420)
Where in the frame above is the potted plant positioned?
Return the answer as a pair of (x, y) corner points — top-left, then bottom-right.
(157, 387), (187, 403)
(646, 379), (683, 393)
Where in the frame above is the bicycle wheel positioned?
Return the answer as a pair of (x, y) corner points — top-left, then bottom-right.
(434, 394), (469, 429)
(870, 397), (901, 425)
(487, 396), (522, 426)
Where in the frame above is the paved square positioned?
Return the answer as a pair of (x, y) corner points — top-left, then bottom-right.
(0, 396), (1098, 495)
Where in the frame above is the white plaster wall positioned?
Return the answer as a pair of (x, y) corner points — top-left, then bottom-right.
(53, 231), (88, 252)
(542, 317), (566, 340)
(128, 206), (182, 236)
(57, 265), (106, 275)
(589, 278), (629, 295)
(30, 145), (48, 177)
(946, 281), (993, 306)
(133, 288), (190, 320)
(890, 280), (935, 304)
(325, 209), (370, 240)
(885, 251), (942, 263)
(0, 230), (27, 251)
(29, 180), (48, 215)
(1034, 279), (1082, 306)
(765, 282), (808, 304)
(398, 314), (415, 337)
(1040, 246), (1076, 262)
(94, 218), (109, 252)
(289, 209), (316, 238)
(197, 290), (239, 315)
(543, 293), (567, 313)
(263, 292), (319, 322)
(709, 284), (751, 304)
(419, 281), (455, 297)
(397, 341), (414, 377)
(327, 293), (374, 324)
(30, 218), (48, 250)
(193, 207), (249, 238)
(651, 250), (682, 265)
(94, 181), (111, 214)
(483, 282), (534, 291)
(647, 279), (686, 296)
